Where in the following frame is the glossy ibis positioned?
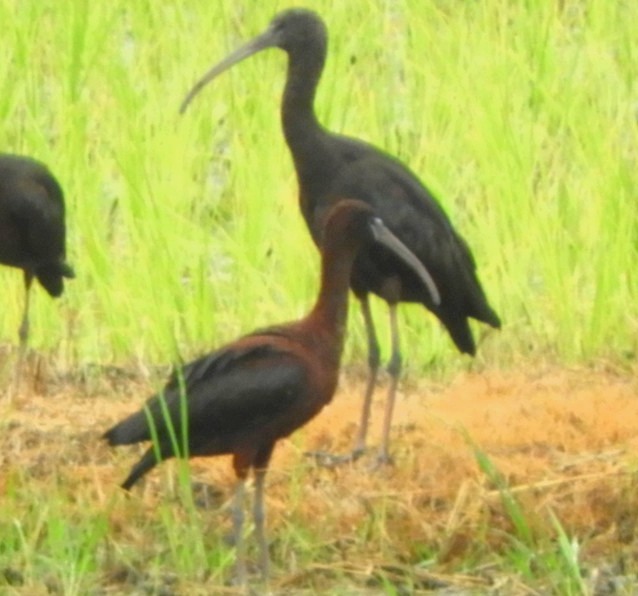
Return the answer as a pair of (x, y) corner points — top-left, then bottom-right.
(180, 8), (501, 464)
(102, 200), (438, 584)
(0, 154), (74, 350)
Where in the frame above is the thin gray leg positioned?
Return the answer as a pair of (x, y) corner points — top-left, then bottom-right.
(253, 468), (269, 582)
(18, 271), (33, 350)
(378, 303), (401, 465)
(231, 478), (247, 586)
(353, 294), (380, 456)
(12, 272), (33, 397)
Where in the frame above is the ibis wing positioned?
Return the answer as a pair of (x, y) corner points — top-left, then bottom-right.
(320, 139), (500, 343)
(104, 342), (306, 447)
(330, 141), (472, 270)
(7, 178), (66, 262)
(179, 345), (305, 435)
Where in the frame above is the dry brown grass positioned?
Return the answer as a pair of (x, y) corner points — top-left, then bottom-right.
(2, 359), (638, 593)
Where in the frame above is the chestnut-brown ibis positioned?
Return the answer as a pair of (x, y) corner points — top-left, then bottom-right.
(180, 8), (500, 464)
(0, 154), (74, 350)
(102, 200), (438, 584)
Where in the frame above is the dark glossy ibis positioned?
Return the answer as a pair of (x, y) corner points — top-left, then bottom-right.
(180, 8), (501, 464)
(0, 154), (74, 350)
(102, 200), (438, 584)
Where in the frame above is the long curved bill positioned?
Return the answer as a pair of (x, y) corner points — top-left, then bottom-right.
(180, 28), (278, 114)
(369, 218), (441, 306)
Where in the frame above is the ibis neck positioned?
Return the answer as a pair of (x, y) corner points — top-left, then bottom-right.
(308, 244), (357, 348)
(281, 48), (326, 162)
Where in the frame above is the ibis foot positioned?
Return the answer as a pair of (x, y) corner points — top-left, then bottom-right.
(304, 447), (367, 468)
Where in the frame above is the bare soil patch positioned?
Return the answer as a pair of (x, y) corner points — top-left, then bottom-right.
(2, 363), (638, 593)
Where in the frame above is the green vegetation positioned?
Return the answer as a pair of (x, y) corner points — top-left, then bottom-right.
(474, 444), (588, 594)
(1, 0), (637, 593)
(1, 0), (636, 373)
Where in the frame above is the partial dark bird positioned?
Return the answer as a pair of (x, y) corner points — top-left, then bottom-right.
(0, 154), (74, 350)
(102, 200), (438, 584)
(180, 8), (500, 464)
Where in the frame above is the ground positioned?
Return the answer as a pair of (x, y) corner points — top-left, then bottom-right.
(1, 360), (638, 594)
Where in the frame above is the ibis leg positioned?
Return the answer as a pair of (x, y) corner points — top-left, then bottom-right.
(377, 303), (401, 465)
(353, 294), (380, 456)
(231, 477), (247, 585)
(253, 468), (270, 581)
(18, 271), (33, 350)
(12, 272), (34, 397)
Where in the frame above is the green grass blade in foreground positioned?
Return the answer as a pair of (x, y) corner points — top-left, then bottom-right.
(471, 440), (592, 594)
(472, 441), (533, 547)
(2, 491), (109, 595)
(548, 509), (587, 595)
(144, 370), (192, 494)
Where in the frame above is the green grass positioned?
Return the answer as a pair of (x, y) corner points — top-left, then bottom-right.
(473, 444), (588, 594)
(1, 0), (636, 374)
(1, 0), (638, 593)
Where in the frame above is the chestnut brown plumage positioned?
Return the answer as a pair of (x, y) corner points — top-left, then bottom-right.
(0, 154), (74, 349)
(102, 200), (438, 584)
(180, 8), (500, 465)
